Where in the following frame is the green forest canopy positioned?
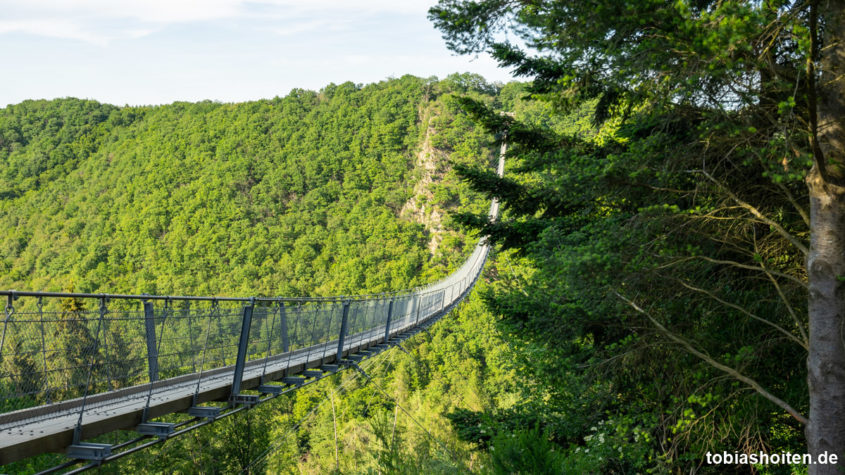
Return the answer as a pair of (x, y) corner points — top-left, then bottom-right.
(0, 74), (507, 299)
(0, 74), (534, 474)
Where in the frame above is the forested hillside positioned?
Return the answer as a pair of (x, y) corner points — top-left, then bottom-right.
(0, 74), (495, 298)
(0, 74), (521, 474)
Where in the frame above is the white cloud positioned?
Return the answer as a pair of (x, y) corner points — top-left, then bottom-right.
(0, 0), (517, 106)
(0, 19), (106, 44)
(0, 0), (433, 43)
(267, 19), (346, 37)
(251, 0), (429, 16)
(3, 0), (243, 23)
(1, 0), (247, 43)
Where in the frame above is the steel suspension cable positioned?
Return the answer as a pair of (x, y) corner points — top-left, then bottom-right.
(259, 301), (279, 381)
(238, 356), (383, 473)
(365, 346), (457, 460)
(192, 300), (217, 405)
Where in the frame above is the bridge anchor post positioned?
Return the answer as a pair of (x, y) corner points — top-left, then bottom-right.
(279, 301), (289, 353)
(231, 298), (255, 404)
(383, 299), (394, 342)
(336, 301), (351, 364)
(143, 301), (159, 383)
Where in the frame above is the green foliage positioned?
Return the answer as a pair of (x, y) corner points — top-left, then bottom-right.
(430, 0), (815, 472)
(0, 75), (510, 473)
(0, 75), (495, 297)
(488, 426), (566, 475)
(255, 285), (518, 474)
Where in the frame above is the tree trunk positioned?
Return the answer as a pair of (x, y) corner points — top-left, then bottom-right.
(807, 2), (845, 472)
(806, 172), (845, 473)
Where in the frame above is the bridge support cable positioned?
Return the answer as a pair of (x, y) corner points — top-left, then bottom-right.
(348, 344), (457, 463)
(0, 294), (15, 374)
(37, 298), (52, 405)
(183, 301), (196, 374)
(281, 303), (300, 377)
(258, 302), (280, 385)
(50, 354), (374, 475)
(67, 298), (111, 461)
(192, 300), (215, 408)
(239, 355), (378, 474)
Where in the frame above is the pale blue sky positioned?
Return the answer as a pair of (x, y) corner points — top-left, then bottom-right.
(0, 0), (515, 107)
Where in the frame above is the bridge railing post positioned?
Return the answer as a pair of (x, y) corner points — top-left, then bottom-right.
(336, 300), (350, 363)
(383, 299), (394, 342)
(231, 298), (255, 401)
(415, 293), (423, 325)
(279, 301), (290, 353)
(143, 300), (159, 383)
(407, 294), (417, 328)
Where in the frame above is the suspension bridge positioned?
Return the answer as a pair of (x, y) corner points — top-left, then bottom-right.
(0, 145), (505, 472)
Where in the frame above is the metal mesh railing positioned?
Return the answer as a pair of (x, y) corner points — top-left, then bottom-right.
(0, 235), (489, 440)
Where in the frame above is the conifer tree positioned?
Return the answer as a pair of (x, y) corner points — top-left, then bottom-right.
(431, 0), (845, 470)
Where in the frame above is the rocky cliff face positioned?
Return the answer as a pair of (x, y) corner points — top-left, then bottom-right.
(400, 112), (447, 255)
